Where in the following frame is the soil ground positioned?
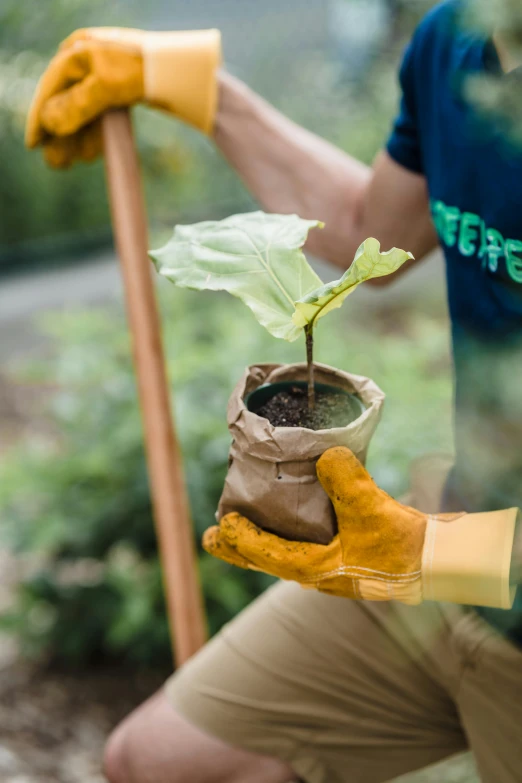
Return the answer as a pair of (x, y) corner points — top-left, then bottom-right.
(0, 652), (167, 783)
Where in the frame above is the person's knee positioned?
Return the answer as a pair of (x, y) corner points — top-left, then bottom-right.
(102, 690), (296, 783)
(103, 723), (127, 783)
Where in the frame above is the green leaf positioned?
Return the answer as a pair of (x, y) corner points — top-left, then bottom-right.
(292, 237), (414, 328)
(150, 211), (323, 341)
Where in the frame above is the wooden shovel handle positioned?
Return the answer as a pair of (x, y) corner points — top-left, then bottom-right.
(102, 109), (207, 666)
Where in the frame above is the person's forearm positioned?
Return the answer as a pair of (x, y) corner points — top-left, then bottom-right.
(212, 71), (438, 272)
(213, 71), (371, 268)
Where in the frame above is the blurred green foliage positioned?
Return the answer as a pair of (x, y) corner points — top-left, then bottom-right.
(0, 0), (114, 54)
(0, 0), (114, 259)
(0, 283), (452, 666)
(0, 289), (277, 664)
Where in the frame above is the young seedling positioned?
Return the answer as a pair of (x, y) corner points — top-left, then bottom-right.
(150, 212), (413, 411)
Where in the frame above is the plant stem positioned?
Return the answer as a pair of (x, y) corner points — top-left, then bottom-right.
(305, 324), (315, 410)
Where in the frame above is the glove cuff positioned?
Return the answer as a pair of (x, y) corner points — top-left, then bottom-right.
(142, 30), (222, 133)
(422, 509), (519, 609)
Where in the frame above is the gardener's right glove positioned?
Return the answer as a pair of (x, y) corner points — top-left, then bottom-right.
(205, 447), (519, 609)
(25, 27), (221, 167)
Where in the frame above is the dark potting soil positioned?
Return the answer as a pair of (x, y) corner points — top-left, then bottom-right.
(255, 385), (358, 431)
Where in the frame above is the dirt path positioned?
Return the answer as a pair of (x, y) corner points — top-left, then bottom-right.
(0, 656), (167, 783)
(0, 253), (121, 364)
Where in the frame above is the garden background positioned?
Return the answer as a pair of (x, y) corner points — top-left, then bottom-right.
(0, 1), (476, 780)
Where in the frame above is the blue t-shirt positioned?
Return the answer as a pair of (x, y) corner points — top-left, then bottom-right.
(386, 0), (522, 641)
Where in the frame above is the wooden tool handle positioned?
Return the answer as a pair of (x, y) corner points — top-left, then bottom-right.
(102, 109), (207, 665)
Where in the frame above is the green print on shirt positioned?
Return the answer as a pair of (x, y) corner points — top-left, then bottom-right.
(430, 199), (522, 283)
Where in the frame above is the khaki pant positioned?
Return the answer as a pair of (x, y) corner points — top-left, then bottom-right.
(165, 457), (522, 782)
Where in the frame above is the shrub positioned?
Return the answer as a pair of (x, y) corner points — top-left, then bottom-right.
(0, 290), (285, 665)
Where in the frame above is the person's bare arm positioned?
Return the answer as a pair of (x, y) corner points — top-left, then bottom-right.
(213, 71), (438, 280)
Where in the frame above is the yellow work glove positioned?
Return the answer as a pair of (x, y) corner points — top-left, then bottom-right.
(205, 447), (518, 609)
(25, 27), (221, 168)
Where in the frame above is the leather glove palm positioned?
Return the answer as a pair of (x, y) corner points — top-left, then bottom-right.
(204, 447), (518, 609)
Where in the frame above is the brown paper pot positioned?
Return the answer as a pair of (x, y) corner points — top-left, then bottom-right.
(217, 362), (385, 544)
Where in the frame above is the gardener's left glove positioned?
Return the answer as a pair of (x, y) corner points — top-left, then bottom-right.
(204, 447), (518, 609)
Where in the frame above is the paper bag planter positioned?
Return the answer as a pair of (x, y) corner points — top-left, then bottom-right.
(150, 212), (412, 543)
